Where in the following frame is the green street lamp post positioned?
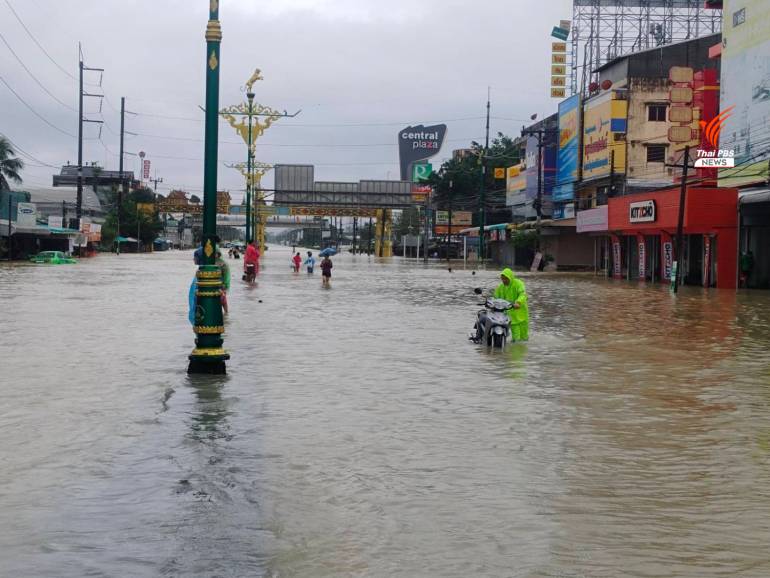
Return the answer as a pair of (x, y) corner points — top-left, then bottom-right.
(245, 91), (254, 243)
(188, 0), (229, 374)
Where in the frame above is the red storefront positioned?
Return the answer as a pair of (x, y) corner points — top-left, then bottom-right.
(607, 186), (738, 289)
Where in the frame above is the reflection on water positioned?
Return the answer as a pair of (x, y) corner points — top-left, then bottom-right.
(1, 251), (770, 577)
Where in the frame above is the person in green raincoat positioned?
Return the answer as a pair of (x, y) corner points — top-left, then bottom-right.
(493, 268), (529, 341)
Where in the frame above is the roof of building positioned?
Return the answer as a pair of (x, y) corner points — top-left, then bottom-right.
(595, 32), (721, 73)
(19, 187), (105, 211)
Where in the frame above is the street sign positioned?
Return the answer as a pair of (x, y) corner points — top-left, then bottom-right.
(494, 167), (505, 179)
(668, 125), (699, 143)
(412, 163), (433, 182)
(552, 65), (567, 75)
(551, 26), (569, 41)
(552, 53), (567, 65)
(670, 86), (693, 104)
(669, 105), (693, 123)
(669, 66), (694, 83)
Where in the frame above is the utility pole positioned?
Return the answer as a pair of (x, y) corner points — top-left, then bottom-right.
(151, 176), (164, 191)
(76, 44), (103, 231)
(446, 179), (453, 262)
(61, 200), (66, 228)
(521, 127), (559, 223)
(478, 88), (491, 261)
(119, 97), (125, 243)
(672, 145), (692, 294)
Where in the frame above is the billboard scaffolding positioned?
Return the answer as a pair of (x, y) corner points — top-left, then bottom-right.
(571, 0), (722, 95)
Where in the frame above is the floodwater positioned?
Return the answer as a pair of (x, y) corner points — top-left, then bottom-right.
(1, 247), (770, 578)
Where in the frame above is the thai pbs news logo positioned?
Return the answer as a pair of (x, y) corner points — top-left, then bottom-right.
(694, 106), (735, 168)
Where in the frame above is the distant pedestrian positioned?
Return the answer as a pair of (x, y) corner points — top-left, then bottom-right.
(243, 241), (259, 283)
(216, 251), (230, 315)
(320, 254), (333, 286)
(292, 252), (302, 273)
(740, 250), (754, 288)
(193, 245), (204, 265)
(304, 251), (316, 274)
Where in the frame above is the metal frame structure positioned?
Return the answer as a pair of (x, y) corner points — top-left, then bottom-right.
(270, 187), (417, 209)
(570, 0), (722, 95)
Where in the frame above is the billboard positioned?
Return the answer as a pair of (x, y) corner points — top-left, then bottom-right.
(505, 164), (527, 206)
(16, 202), (36, 227)
(582, 92), (627, 180)
(554, 94), (582, 201)
(398, 124), (447, 181)
(435, 211), (472, 226)
(719, 0), (770, 187)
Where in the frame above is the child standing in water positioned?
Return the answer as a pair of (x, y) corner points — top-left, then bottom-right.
(292, 252), (302, 273)
(304, 251), (316, 274)
(320, 254), (333, 286)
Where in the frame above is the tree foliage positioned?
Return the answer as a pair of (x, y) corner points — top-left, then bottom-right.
(0, 136), (24, 191)
(101, 186), (164, 246)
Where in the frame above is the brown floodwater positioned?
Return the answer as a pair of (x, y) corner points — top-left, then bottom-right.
(1, 247), (769, 577)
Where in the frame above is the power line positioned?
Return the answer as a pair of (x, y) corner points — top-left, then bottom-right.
(3, 0), (77, 81)
(0, 74), (76, 137)
(0, 29), (75, 111)
(0, 132), (59, 167)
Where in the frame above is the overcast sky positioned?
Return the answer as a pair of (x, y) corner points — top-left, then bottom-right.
(0, 0), (571, 202)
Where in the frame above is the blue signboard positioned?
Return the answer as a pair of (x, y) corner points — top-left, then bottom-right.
(554, 94), (581, 202)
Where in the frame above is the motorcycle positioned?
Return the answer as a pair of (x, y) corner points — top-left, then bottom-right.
(470, 287), (514, 348)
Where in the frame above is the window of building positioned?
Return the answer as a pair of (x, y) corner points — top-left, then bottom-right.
(647, 144), (667, 163)
(648, 104), (668, 122)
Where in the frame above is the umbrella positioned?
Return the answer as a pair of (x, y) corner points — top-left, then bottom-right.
(319, 247), (337, 257)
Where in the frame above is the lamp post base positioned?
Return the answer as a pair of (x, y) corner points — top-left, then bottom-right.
(188, 348), (230, 375)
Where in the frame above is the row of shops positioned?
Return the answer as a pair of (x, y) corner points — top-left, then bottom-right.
(472, 183), (750, 290)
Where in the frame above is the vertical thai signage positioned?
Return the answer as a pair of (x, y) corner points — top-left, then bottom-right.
(720, 0), (770, 186)
(582, 92), (627, 179)
(662, 240), (673, 280)
(703, 235), (712, 287)
(551, 39), (568, 98)
(554, 94), (581, 202)
(143, 160), (151, 180)
(612, 239), (622, 279)
(638, 236), (646, 280)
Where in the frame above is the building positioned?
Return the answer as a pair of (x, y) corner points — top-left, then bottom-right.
(717, 0), (770, 288)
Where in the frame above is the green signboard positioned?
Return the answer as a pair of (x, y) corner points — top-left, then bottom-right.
(412, 163), (433, 182)
(551, 26), (569, 41)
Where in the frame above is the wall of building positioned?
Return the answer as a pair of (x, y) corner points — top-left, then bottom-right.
(626, 77), (675, 191)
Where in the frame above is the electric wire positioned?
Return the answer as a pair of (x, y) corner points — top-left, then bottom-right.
(0, 74), (76, 137)
(3, 0), (77, 81)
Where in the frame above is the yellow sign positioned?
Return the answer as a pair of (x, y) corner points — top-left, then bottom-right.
(552, 42), (567, 53)
(506, 163), (526, 193)
(551, 76), (566, 87)
(552, 64), (567, 76)
(136, 202), (155, 216)
(494, 167), (505, 179)
(289, 206), (378, 218)
(582, 92), (627, 179)
(551, 88), (567, 98)
(552, 53), (567, 65)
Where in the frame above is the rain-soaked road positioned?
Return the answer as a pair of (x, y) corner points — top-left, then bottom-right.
(2, 246), (770, 577)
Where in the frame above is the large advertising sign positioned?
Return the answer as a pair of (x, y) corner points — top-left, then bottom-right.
(525, 136), (540, 199)
(719, 0), (770, 187)
(435, 211), (472, 226)
(398, 124), (447, 181)
(554, 94), (581, 202)
(505, 164), (527, 206)
(582, 92), (627, 180)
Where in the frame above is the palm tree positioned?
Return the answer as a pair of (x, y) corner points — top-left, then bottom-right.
(0, 136), (24, 191)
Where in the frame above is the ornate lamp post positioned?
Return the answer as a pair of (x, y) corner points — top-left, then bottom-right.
(221, 70), (299, 247)
(188, 0), (229, 374)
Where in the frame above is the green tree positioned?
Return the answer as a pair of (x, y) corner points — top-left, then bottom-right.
(394, 207), (420, 238)
(0, 136), (24, 191)
(101, 186), (163, 247)
(427, 133), (521, 213)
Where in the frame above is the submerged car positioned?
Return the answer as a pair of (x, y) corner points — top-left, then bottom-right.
(29, 251), (77, 264)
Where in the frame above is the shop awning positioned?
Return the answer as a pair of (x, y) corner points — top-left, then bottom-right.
(739, 188), (770, 206)
(458, 222), (510, 235)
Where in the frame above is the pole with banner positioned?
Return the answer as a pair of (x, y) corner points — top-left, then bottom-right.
(188, 0), (229, 374)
